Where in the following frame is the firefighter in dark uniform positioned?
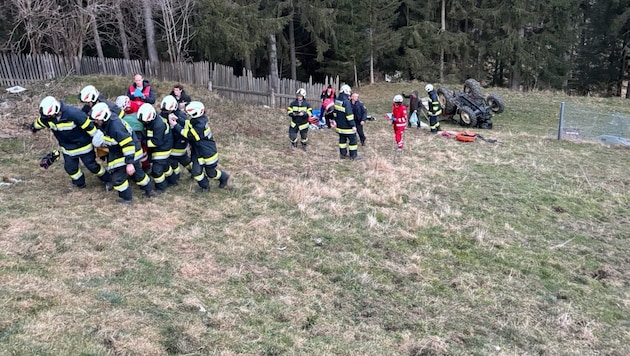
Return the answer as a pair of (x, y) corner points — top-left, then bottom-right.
(160, 95), (192, 181)
(138, 103), (178, 192)
(287, 88), (312, 151)
(31, 96), (111, 189)
(90, 102), (158, 204)
(332, 84), (360, 160)
(79, 85), (122, 118)
(168, 101), (230, 192)
(425, 84), (443, 133)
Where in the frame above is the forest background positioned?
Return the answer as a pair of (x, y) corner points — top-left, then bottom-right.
(0, 0), (628, 97)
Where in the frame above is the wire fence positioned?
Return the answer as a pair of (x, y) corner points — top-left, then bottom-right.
(558, 102), (630, 146)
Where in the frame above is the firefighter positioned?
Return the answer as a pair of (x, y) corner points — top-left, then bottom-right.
(160, 95), (192, 182)
(138, 103), (177, 192)
(287, 88), (312, 151)
(79, 85), (122, 118)
(167, 101), (230, 192)
(425, 84), (443, 133)
(30, 96), (112, 190)
(90, 102), (158, 204)
(332, 84), (360, 160)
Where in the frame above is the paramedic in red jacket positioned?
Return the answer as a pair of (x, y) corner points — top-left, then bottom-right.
(126, 74), (156, 113)
(391, 94), (408, 151)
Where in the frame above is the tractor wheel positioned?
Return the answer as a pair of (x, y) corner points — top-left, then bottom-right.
(487, 94), (505, 114)
(463, 79), (483, 98)
(437, 86), (456, 115)
(459, 106), (477, 127)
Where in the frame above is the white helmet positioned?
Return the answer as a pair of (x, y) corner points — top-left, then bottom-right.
(137, 103), (157, 122)
(296, 88), (306, 97)
(393, 94), (404, 103)
(425, 84), (434, 93)
(161, 95), (179, 111)
(39, 96), (61, 117)
(79, 85), (100, 103)
(115, 95), (130, 110)
(91, 102), (112, 122)
(340, 84), (352, 95)
(186, 101), (205, 118)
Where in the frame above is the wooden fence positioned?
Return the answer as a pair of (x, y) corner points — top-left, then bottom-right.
(0, 52), (338, 109)
(210, 63), (339, 109)
(0, 52), (209, 87)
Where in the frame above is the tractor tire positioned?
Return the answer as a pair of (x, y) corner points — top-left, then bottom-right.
(487, 94), (505, 114)
(437, 87), (456, 115)
(463, 79), (483, 98)
(459, 106), (478, 127)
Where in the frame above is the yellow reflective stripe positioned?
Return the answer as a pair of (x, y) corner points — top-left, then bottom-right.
(119, 136), (133, 147)
(69, 170), (83, 180)
(63, 143), (93, 156)
(336, 128), (355, 134)
(35, 117), (46, 129)
(114, 180), (129, 191)
(95, 166), (106, 176)
(151, 150), (171, 160)
(189, 125), (201, 141)
(198, 152), (218, 165)
(136, 174), (150, 187)
(49, 122), (76, 131)
(193, 172), (205, 181)
(154, 173), (166, 183)
(118, 110), (124, 119)
(103, 136), (118, 145)
(348, 144), (358, 150)
(108, 157), (126, 169)
(171, 148), (187, 155)
(298, 122), (309, 130)
(121, 145), (136, 156)
(80, 118), (91, 130)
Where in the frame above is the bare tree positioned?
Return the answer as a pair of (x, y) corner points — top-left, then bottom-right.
(269, 34), (279, 91)
(114, 3), (131, 60)
(2, 0), (58, 53)
(142, 0), (159, 62)
(155, 0), (196, 63)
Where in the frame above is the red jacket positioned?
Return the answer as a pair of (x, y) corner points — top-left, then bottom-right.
(392, 103), (408, 130)
(127, 82), (155, 113)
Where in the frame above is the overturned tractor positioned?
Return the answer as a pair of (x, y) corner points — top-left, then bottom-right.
(437, 79), (505, 129)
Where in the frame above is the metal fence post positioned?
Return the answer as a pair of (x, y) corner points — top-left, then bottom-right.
(557, 102), (565, 140)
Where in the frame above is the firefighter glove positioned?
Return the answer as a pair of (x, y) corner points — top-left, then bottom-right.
(40, 150), (60, 169)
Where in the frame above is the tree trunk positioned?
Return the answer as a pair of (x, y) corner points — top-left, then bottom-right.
(269, 34), (279, 91)
(143, 0), (159, 63)
(245, 55), (252, 72)
(369, 29), (374, 84)
(90, 13), (106, 72)
(440, 0), (446, 83)
(289, 17), (297, 81)
(115, 6), (130, 60)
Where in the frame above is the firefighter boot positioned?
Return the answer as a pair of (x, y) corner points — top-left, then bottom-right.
(218, 172), (230, 189)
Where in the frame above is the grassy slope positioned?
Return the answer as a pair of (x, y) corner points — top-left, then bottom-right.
(0, 76), (628, 355)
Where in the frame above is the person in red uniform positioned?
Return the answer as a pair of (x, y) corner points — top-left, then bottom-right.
(126, 74), (156, 113)
(391, 94), (408, 151)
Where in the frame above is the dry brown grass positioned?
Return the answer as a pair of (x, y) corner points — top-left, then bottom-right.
(0, 76), (628, 355)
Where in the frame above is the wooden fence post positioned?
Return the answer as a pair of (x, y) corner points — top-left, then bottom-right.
(270, 88), (275, 107)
